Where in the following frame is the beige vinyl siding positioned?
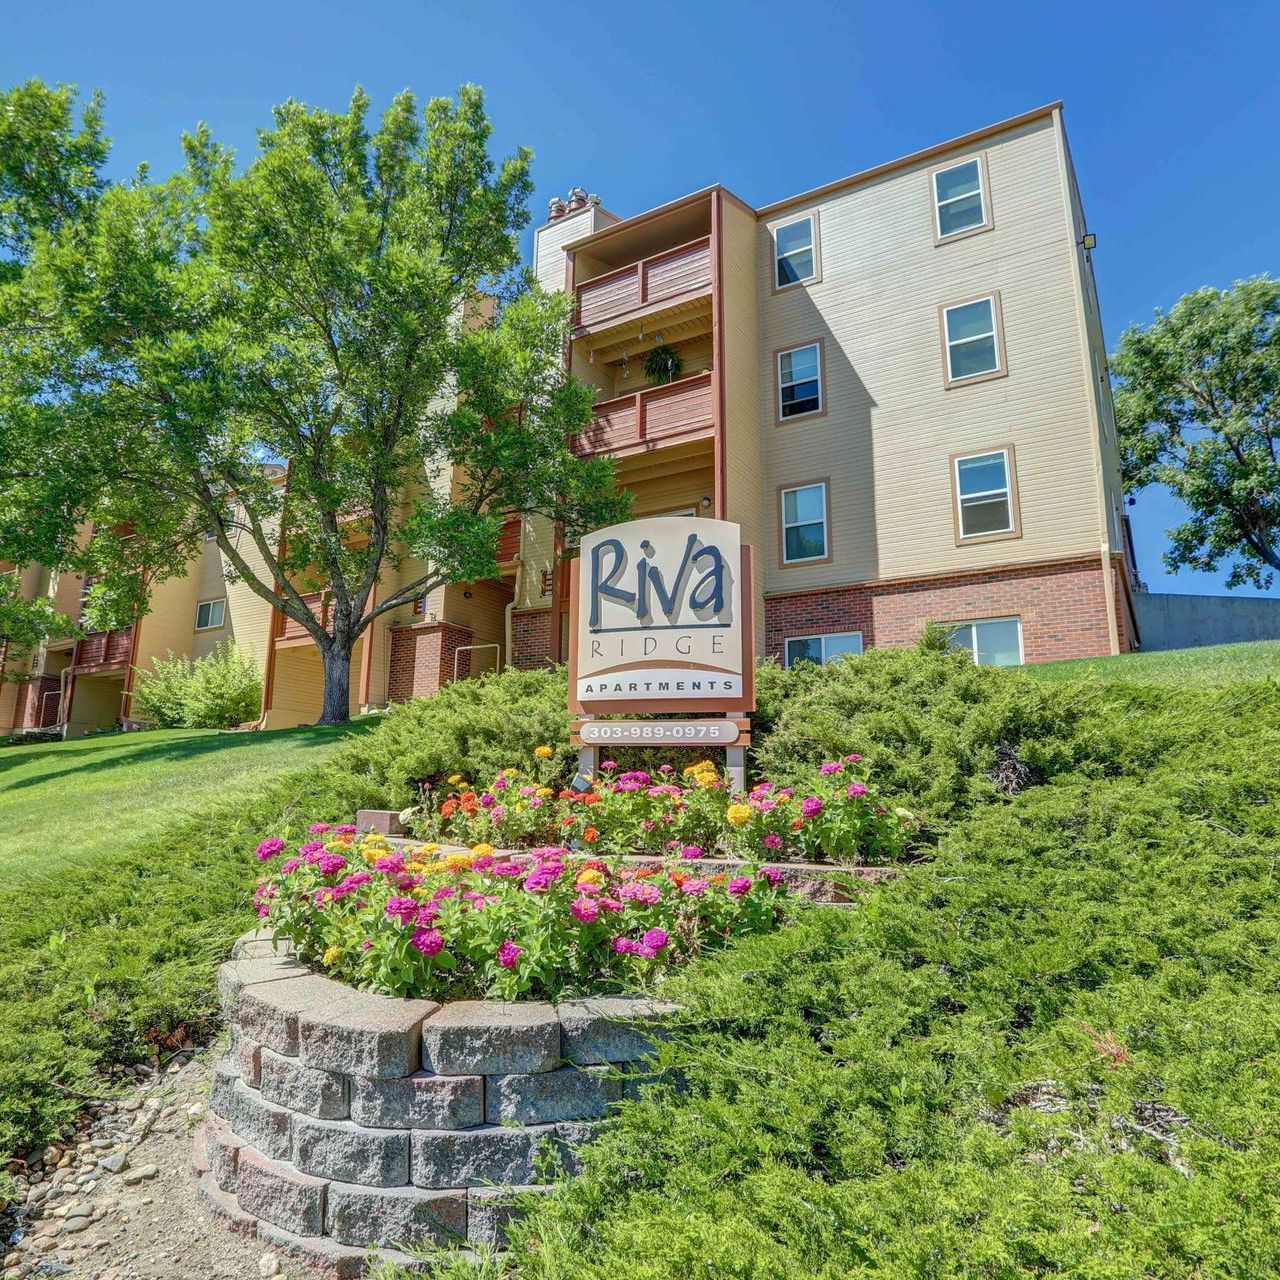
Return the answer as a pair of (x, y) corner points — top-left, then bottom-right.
(718, 197), (767, 648)
(515, 514), (557, 611)
(756, 116), (1103, 594)
(533, 206), (617, 293)
(133, 567), (203, 676)
(66, 672), (127, 736)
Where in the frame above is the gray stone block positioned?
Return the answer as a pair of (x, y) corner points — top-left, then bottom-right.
(231, 928), (297, 959)
(349, 1071), (482, 1130)
(324, 1181), (467, 1248)
(467, 1184), (552, 1248)
(229, 1027), (262, 1087)
(211, 1074), (293, 1161)
(292, 1114), (410, 1188)
(217, 955), (307, 1017)
(298, 990), (437, 1079)
(410, 1123), (556, 1189)
(204, 1113), (244, 1192)
(234, 1147), (328, 1238)
(421, 1000), (560, 1075)
(237, 973), (345, 1057)
(259, 1047), (348, 1120)
(209, 1060), (240, 1117)
(485, 1065), (620, 1125)
(196, 1171), (259, 1238)
(253, 1217), (367, 1280)
(553, 1119), (603, 1176)
(557, 995), (678, 1065)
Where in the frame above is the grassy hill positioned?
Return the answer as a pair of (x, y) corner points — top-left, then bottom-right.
(1023, 637), (1280, 686)
(0, 723), (370, 883)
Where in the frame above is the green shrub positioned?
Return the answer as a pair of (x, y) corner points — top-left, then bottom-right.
(131, 642), (263, 729)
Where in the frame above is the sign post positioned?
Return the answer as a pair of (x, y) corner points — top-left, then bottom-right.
(566, 517), (755, 791)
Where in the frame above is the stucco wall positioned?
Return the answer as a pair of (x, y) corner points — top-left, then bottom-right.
(1133, 592), (1280, 652)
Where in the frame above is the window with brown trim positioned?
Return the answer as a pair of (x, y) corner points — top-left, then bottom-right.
(777, 342), (823, 419)
(941, 294), (1005, 385)
(784, 631), (862, 667)
(773, 214), (817, 288)
(953, 448), (1018, 540)
(932, 157), (990, 239)
(780, 482), (828, 563)
(195, 598), (226, 630)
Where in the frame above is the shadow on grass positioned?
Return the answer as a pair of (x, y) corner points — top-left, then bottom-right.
(0, 720), (376, 794)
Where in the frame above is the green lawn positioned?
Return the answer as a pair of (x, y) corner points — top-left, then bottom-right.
(0, 722), (371, 883)
(1023, 637), (1280, 686)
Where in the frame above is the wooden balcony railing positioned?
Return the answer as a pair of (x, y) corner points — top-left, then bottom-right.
(572, 372), (715, 457)
(73, 625), (134, 669)
(277, 591), (329, 643)
(497, 516), (522, 565)
(574, 236), (712, 331)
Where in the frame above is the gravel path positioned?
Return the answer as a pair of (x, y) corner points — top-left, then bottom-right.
(3, 1048), (325, 1280)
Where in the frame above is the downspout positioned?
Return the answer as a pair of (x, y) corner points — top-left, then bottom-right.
(504, 560), (525, 669)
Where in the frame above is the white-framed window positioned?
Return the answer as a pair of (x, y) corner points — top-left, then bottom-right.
(195, 598), (226, 630)
(954, 449), (1014, 538)
(777, 342), (822, 419)
(933, 158), (987, 239)
(948, 617), (1023, 667)
(784, 632), (863, 667)
(780, 482), (828, 563)
(943, 296), (1001, 382)
(773, 215), (816, 288)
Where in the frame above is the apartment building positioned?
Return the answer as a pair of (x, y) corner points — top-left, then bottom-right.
(2, 102), (1139, 738)
(502, 101), (1139, 674)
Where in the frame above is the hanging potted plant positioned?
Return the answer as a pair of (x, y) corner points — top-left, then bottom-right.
(644, 344), (683, 386)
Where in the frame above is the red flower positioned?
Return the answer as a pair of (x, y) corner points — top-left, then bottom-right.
(582, 827), (599, 843)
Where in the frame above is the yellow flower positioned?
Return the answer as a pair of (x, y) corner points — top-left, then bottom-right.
(414, 843), (440, 856)
(502, 767), (519, 778)
(536, 787), (553, 798)
(684, 759), (717, 778)
(576, 867), (602, 885)
(534, 745), (554, 760)
(322, 945), (343, 968)
(694, 771), (719, 789)
(726, 803), (752, 826)
(446, 851), (475, 871)
(447, 774), (463, 785)
(470, 843), (495, 860)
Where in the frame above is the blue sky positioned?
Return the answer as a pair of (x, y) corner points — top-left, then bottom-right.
(6, 0), (1278, 595)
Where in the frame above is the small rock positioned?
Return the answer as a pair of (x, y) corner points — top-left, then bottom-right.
(60, 1218), (90, 1235)
(97, 1153), (127, 1175)
(258, 1253), (281, 1277)
(120, 1165), (157, 1186)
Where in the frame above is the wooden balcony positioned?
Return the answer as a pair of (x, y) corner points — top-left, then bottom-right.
(276, 591), (329, 646)
(73, 625), (134, 670)
(572, 372), (714, 458)
(574, 237), (712, 333)
(497, 516), (522, 565)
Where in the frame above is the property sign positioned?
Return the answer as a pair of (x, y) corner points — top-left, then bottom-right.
(567, 517), (755, 717)
(573, 718), (748, 746)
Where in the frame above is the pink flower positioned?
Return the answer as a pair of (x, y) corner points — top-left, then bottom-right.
(570, 897), (599, 923)
(415, 903), (439, 926)
(618, 882), (661, 905)
(727, 876), (752, 897)
(680, 845), (704, 860)
(492, 806), (505, 820)
(432, 885), (456, 900)
(280, 857), (302, 874)
(307, 823), (332, 835)
(492, 776), (509, 791)
(471, 853), (495, 871)
(300, 840), (327, 862)
(846, 781), (868, 798)
(641, 927), (669, 951)
(373, 854), (405, 874)
(334, 824), (358, 836)
(314, 853), (347, 876)
(601, 760), (618, 771)
(659, 764), (674, 774)
(763, 833), (783, 850)
(498, 940), (522, 969)
(801, 796), (824, 819)
(844, 754), (863, 763)
(680, 878), (708, 896)
(385, 896), (419, 925)
(255, 837), (285, 862)
(820, 761), (843, 776)
(612, 936), (638, 954)
(411, 928), (445, 956)
(641, 820), (656, 831)
(360, 939), (372, 951)
(599, 896), (623, 912)
(758, 867), (784, 888)
(489, 861), (523, 878)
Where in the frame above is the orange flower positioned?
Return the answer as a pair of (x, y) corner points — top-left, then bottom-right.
(708, 873), (726, 885)
(791, 818), (803, 831)
(440, 798), (458, 819)
(582, 827), (599, 843)
(668, 869), (688, 888)
(582, 792), (602, 806)
(561, 816), (576, 828)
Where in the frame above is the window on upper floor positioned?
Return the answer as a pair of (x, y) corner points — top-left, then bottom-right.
(780, 482), (829, 563)
(942, 295), (1005, 385)
(932, 156), (990, 240)
(953, 448), (1018, 540)
(773, 214), (818, 288)
(777, 342), (823, 420)
(784, 631), (863, 667)
(948, 617), (1023, 667)
(195, 598), (226, 631)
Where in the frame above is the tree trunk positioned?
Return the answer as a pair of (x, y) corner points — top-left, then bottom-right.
(317, 639), (354, 725)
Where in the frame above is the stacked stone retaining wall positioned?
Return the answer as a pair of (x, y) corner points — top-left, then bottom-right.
(195, 929), (674, 1277)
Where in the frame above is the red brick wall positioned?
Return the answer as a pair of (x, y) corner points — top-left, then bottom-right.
(764, 556), (1121, 665)
(510, 608), (554, 670)
(387, 622), (474, 702)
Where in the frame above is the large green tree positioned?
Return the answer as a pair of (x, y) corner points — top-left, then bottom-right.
(0, 81), (624, 722)
(1111, 277), (1280, 589)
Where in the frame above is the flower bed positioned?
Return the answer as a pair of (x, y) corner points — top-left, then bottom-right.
(255, 824), (787, 1001)
(410, 753), (917, 863)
